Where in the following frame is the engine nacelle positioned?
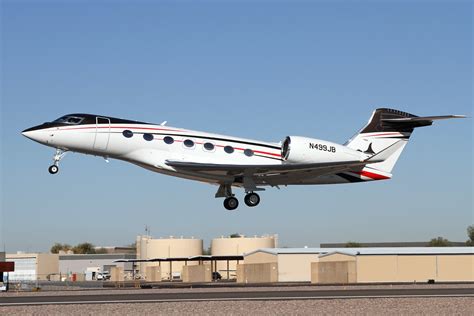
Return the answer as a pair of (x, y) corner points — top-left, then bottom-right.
(281, 136), (362, 163)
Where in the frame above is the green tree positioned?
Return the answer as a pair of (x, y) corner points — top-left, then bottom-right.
(50, 243), (71, 254)
(50, 243), (63, 254)
(466, 225), (474, 246)
(95, 247), (108, 254)
(229, 233), (241, 238)
(73, 242), (96, 254)
(345, 241), (362, 248)
(428, 237), (451, 247)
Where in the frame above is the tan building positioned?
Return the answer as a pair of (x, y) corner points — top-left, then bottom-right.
(211, 235), (276, 278)
(6, 253), (59, 281)
(314, 249), (474, 283)
(242, 247), (474, 283)
(136, 235), (203, 280)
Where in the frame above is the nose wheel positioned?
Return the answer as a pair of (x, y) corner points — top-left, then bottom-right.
(48, 165), (59, 174)
(48, 148), (67, 175)
(244, 192), (260, 207)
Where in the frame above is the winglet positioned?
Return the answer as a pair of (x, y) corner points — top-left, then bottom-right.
(365, 140), (406, 163)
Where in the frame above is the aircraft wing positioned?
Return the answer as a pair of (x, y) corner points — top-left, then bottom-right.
(165, 159), (370, 176)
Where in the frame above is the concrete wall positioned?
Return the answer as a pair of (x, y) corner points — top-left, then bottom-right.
(397, 255), (436, 282)
(236, 263), (278, 283)
(356, 255), (398, 282)
(110, 267), (124, 282)
(182, 264), (212, 283)
(312, 261), (356, 284)
(145, 266), (161, 282)
(277, 254), (318, 282)
(437, 255), (474, 282)
(37, 254), (59, 280)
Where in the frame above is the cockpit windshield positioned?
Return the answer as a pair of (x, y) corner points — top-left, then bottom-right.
(53, 115), (85, 125)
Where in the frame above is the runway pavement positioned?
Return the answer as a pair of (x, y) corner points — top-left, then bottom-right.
(1, 287), (473, 306)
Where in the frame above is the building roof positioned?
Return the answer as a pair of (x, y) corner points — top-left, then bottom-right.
(320, 242), (467, 248)
(244, 247), (474, 257)
(59, 254), (136, 260)
(114, 255), (244, 263)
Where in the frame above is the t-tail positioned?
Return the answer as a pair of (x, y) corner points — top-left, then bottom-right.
(345, 108), (465, 181)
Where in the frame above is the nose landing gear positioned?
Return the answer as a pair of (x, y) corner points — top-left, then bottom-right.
(48, 149), (67, 175)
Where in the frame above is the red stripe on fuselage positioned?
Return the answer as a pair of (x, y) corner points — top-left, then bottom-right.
(353, 170), (391, 180)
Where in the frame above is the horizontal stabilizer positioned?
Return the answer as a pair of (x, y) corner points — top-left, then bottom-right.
(365, 140), (406, 163)
(381, 114), (466, 130)
(382, 115), (466, 123)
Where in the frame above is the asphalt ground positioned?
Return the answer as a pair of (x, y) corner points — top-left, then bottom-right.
(1, 286), (473, 306)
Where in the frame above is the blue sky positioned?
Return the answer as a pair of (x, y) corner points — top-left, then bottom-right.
(1, 1), (472, 252)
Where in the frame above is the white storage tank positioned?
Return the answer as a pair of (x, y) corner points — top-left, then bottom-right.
(211, 234), (277, 278)
(136, 235), (203, 280)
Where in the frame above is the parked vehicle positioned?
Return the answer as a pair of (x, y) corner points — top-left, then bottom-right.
(212, 272), (222, 281)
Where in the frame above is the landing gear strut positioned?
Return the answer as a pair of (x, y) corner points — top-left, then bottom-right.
(244, 192), (260, 207)
(48, 148), (67, 175)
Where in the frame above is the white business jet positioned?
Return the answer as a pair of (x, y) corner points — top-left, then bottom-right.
(22, 108), (464, 210)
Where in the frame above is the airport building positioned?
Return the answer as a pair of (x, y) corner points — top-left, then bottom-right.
(240, 247), (474, 283)
(211, 235), (276, 278)
(136, 235), (203, 280)
(6, 253), (59, 281)
(59, 253), (136, 281)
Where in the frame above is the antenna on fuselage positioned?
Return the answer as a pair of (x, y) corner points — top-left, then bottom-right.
(160, 121), (167, 126)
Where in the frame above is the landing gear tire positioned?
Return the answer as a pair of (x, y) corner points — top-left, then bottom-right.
(48, 165), (59, 174)
(223, 197), (239, 211)
(244, 193), (260, 207)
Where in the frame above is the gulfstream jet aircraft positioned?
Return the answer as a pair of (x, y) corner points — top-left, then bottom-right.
(22, 108), (464, 210)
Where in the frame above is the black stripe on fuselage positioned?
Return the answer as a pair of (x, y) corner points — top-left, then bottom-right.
(336, 173), (365, 183)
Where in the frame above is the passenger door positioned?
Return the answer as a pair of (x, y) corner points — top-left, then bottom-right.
(93, 117), (111, 150)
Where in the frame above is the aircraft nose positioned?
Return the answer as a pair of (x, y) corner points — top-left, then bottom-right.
(22, 123), (47, 134)
(21, 124), (51, 143)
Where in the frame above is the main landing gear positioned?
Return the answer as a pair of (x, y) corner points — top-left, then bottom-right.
(48, 148), (67, 175)
(216, 184), (263, 211)
(223, 192), (261, 211)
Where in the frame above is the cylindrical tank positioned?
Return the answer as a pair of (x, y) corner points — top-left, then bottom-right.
(211, 235), (276, 278)
(137, 235), (203, 280)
